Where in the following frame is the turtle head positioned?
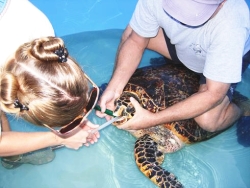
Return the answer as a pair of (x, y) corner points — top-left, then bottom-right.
(112, 91), (140, 126)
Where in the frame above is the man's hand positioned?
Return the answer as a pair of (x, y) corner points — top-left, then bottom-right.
(96, 89), (120, 120)
(116, 97), (155, 131)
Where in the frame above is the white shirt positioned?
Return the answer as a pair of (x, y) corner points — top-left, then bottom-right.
(130, 0), (250, 83)
(0, 0), (55, 66)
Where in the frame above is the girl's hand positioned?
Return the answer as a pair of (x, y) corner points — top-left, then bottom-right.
(81, 120), (100, 145)
(59, 120), (100, 149)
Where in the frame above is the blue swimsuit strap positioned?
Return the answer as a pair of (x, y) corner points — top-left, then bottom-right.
(0, 0), (8, 15)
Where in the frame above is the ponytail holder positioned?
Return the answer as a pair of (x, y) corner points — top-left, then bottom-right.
(54, 47), (68, 63)
(14, 99), (29, 112)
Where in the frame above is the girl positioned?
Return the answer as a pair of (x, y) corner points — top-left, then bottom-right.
(0, 36), (100, 168)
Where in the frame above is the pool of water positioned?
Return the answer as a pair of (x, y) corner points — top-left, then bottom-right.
(0, 29), (250, 188)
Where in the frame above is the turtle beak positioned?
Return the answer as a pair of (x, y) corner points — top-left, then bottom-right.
(112, 116), (127, 126)
(112, 105), (128, 125)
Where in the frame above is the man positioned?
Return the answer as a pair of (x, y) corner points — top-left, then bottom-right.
(97, 0), (250, 132)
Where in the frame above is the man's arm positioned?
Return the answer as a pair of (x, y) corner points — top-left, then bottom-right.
(155, 78), (232, 128)
(109, 26), (149, 95)
(99, 26), (150, 113)
(117, 78), (241, 132)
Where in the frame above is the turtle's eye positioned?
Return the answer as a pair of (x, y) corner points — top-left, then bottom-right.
(114, 99), (118, 106)
(126, 103), (135, 115)
(114, 99), (123, 107)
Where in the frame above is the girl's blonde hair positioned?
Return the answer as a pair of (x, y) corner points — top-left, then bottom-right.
(0, 36), (89, 127)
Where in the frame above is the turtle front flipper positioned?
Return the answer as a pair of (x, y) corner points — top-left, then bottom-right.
(134, 134), (182, 188)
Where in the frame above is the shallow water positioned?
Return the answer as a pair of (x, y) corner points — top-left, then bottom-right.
(0, 29), (250, 188)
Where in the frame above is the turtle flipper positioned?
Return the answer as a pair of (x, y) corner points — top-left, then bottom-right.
(134, 134), (183, 188)
(232, 91), (250, 116)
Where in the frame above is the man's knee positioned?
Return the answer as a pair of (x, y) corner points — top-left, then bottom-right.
(194, 115), (219, 132)
(195, 102), (242, 132)
(147, 28), (171, 59)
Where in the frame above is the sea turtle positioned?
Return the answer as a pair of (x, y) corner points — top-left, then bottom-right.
(111, 58), (239, 188)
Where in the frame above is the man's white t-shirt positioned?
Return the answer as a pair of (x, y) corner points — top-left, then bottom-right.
(130, 0), (250, 83)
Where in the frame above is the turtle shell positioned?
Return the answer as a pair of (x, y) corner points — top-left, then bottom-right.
(114, 62), (219, 144)
(112, 59), (222, 187)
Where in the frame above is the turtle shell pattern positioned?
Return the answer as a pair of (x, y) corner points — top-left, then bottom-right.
(113, 61), (220, 188)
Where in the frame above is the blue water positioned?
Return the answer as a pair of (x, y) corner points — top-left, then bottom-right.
(0, 29), (249, 188)
(30, 0), (250, 37)
(1, 1), (250, 187)
(30, 0), (138, 37)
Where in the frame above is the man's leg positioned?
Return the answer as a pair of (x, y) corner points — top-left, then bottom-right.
(194, 49), (250, 132)
(146, 29), (242, 132)
(146, 28), (172, 60)
(194, 84), (242, 132)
